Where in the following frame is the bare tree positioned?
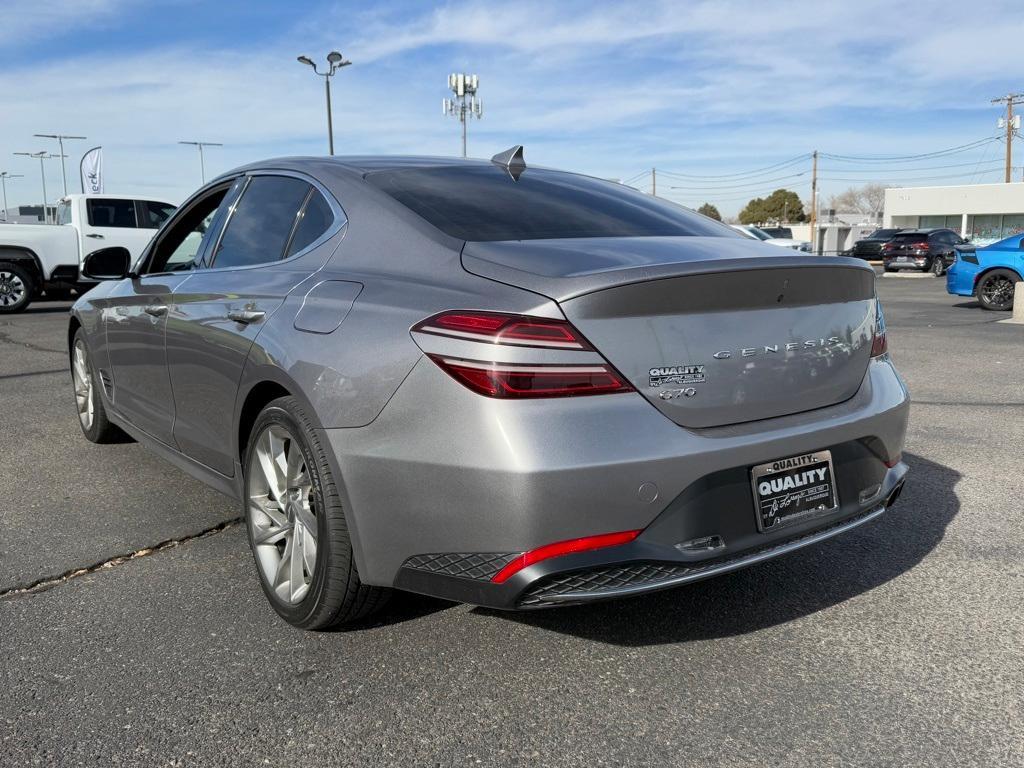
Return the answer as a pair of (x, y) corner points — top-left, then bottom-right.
(828, 183), (890, 216)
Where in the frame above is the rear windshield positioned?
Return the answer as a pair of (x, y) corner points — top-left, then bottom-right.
(365, 165), (732, 241)
(869, 229), (901, 239)
(891, 232), (929, 242)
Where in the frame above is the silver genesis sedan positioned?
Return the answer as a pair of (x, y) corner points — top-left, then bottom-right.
(69, 148), (909, 629)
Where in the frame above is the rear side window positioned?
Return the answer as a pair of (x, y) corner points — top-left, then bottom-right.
(87, 198), (137, 228)
(139, 201), (177, 229)
(286, 190), (334, 257)
(366, 165), (731, 241)
(212, 176), (311, 269)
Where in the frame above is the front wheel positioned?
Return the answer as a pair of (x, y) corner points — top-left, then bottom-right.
(71, 329), (127, 443)
(976, 269), (1020, 311)
(0, 261), (34, 314)
(243, 397), (389, 629)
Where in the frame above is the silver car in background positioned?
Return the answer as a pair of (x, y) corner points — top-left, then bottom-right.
(69, 147), (909, 629)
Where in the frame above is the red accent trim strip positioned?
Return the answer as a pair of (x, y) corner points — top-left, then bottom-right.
(492, 529), (642, 584)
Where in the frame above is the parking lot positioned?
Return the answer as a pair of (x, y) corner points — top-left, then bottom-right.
(1, 273), (1022, 767)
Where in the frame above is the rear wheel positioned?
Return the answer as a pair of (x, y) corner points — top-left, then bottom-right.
(0, 261), (33, 314)
(71, 329), (126, 443)
(244, 397), (389, 629)
(930, 258), (945, 277)
(976, 269), (1020, 311)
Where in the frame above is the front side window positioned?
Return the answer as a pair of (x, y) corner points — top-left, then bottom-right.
(366, 165), (731, 242)
(146, 184), (234, 274)
(139, 201), (177, 229)
(87, 198), (137, 228)
(211, 176), (312, 269)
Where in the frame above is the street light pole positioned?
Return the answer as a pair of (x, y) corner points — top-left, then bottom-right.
(297, 51), (351, 156)
(178, 141), (223, 184)
(0, 172), (24, 222)
(34, 134), (86, 197)
(14, 151), (60, 223)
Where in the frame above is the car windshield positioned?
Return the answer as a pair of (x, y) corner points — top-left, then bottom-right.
(365, 165), (732, 242)
(869, 229), (901, 239)
(891, 232), (930, 242)
(745, 226), (772, 240)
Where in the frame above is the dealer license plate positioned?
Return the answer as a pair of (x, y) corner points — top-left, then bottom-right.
(750, 450), (838, 531)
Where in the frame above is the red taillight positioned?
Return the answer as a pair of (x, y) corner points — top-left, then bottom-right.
(416, 311), (591, 349)
(430, 357), (633, 398)
(415, 310), (634, 398)
(881, 242), (894, 251)
(912, 241), (930, 251)
(492, 529), (642, 583)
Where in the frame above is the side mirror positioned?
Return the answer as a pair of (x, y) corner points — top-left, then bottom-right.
(82, 247), (132, 280)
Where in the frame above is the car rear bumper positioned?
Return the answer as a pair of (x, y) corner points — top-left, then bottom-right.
(321, 356), (910, 607)
(946, 260), (979, 296)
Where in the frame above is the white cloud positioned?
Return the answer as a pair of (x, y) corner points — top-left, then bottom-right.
(0, 0), (1019, 215)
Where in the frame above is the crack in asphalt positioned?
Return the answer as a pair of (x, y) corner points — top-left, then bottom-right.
(0, 368), (67, 381)
(0, 517), (243, 600)
(0, 327), (66, 356)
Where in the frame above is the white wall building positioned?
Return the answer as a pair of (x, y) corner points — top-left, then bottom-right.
(884, 182), (1024, 245)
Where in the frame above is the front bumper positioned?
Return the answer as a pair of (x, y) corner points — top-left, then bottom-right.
(321, 356), (910, 607)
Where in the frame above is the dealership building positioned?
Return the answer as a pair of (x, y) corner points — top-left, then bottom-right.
(883, 182), (1024, 246)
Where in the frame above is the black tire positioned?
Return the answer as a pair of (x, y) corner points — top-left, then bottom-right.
(976, 268), (1020, 311)
(71, 328), (128, 443)
(930, 257), (944, 277)
(0, 261), (34, 314)
(243, 396), (389, 629)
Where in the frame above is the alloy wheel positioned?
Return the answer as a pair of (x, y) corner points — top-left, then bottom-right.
(72, 339), (94, 431)
(0, 270), (26, 308)
(981, 275), (1014, 309)
(247, 425), (319, 605)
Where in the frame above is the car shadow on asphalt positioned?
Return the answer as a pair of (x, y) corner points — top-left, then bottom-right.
(21, 301), (74, 314)
(478, 452), (958, 647)
(951, 300), (982, 310)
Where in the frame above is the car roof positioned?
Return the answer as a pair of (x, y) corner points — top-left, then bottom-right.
(225, 155), (502, 178)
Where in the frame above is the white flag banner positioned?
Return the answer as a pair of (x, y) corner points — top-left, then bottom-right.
(80, 146), (103, 194)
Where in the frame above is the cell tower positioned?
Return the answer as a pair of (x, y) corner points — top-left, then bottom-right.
(443, 73), (482, 158)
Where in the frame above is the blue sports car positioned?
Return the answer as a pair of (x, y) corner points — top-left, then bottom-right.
(947, 234), (1023, 311)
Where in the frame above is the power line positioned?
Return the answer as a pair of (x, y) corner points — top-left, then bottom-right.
(667, 171), (809, 191)
(655, 153), (811, 181)
(818, 167), (1007, 184)
(819, 136), (1000, 163)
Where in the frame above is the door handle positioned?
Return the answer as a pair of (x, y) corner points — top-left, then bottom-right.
(144, 305), (168, 317)
(227, 309), (266, 325)
(86, 233), (104, 239)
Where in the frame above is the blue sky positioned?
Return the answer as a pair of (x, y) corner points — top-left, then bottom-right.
(1, 0), (1020, 217)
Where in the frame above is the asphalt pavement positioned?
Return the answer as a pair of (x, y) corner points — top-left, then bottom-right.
(1, 273), (1022, 767)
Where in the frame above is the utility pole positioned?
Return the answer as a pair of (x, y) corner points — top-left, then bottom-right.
(443, 73), (482, 158)
(178, 141), (223, 184)
(808, 150), (818, 254)
(651, 168), (656, 196)
(34, 134), (86, 197)
(992, 93), (1024, 183)
(297, 52), (352, 156)
(14, 151), (61, 223)
(0, 172), (24, 222)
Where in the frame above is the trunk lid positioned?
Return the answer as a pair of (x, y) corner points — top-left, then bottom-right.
(463, 237), (877, 428)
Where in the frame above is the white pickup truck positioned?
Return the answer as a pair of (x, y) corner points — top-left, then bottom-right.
(0, 193), (177, 313)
